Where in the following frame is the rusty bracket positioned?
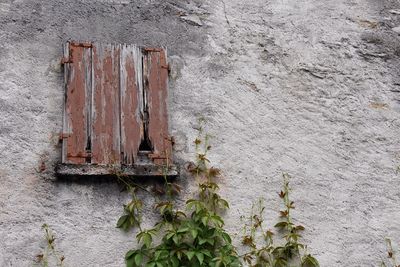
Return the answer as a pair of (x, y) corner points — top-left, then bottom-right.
(161, 64), (170, 71)
(59, 133), (72, 140)
(168, 136), (175, 146)
(61, 56), (73, 64)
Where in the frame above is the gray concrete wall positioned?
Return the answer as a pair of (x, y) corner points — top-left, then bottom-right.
(1, 0), (400, 266)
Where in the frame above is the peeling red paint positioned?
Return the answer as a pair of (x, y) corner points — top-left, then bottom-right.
(63, 42), (91, 164)
(144, 49), (172, 165)
(91, 43), (121, 164)
(120, 45), (142, 165)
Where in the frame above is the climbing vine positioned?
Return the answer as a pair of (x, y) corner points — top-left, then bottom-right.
(241, 174), (319, 267)
(118, 129), (240, 267)
(116, 125), (320, 267)
(33, 125), (400, 266)
(34, 224), (65, 267)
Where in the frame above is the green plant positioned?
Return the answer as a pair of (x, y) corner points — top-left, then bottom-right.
(381, 238), (400, 267)
(34, 224), (65, 267)
(118, 128), (240, 267)
(241, 174), (319, 267)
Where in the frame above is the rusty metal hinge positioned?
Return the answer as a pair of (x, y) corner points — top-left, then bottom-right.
(61, 56), (73, 64)
(70, 42), (93, 48)
(161, 64), (170, 71)
(59, 133), (71, 140)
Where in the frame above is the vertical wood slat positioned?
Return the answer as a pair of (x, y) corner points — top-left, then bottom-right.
(144, 49), (172, 165)
(120, 45), (142, 165)
(62, 42), (92, 164)
(91, 43), (121, 164)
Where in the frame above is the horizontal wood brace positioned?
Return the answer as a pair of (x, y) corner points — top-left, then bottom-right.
(148, 153), (168, 160)
(67, 152), (92, 158)
(143, 48), (163, 52)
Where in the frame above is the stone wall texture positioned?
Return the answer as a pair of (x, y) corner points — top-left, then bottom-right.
(1, 0), (400, 266)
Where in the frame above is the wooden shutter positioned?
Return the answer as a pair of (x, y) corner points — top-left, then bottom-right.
(120, 45), (143, 165)
(143, 48), (172, 165)
(61, 42), (172, 170)
(62, 42), (92, 164)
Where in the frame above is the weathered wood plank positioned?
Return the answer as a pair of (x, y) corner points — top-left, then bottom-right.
(120, 45), (142, 165)
(62, 42), (92, 164)
(144, 48), (172, 165)
(91, 43), (121, 164)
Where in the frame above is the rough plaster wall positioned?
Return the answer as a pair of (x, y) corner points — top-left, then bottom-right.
(1, 0), (400, 266)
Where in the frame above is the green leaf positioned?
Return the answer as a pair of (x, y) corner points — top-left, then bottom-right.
(117, 215), (129, 228)
(134, 253), (143, 266)
(196, 252), (204, 265)
(172, 234), (179, 245)
(218, 199), (229, 209)
(170, 256), (179, 267)
(302, 255), (320, 267)
(126, 256), (135, 267)
(198, 237), (207, 245)
(201, 249), (212, 258)
(177, 227), (189, 233)
(210, 215), (224, 227)
(295, 225), (305, 231)
(137, 232), (152, 248)
(274, 221), (288, 229)
(201, 216), (208, 226)
(191, 229), (198, 239)
(125, 250), (136, 259)
(221, 232), (232, 244)
(274, 257), (288, 267)
(185, 251), (196, 261)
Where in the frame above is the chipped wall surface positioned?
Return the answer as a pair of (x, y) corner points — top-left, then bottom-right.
(1, 0), (400, 266)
